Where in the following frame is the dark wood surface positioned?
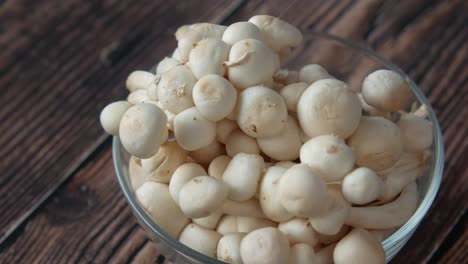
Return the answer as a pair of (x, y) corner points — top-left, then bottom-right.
(0, 0), (466, 263)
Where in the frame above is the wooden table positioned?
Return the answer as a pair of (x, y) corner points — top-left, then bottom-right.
(0, 0), (466, 263)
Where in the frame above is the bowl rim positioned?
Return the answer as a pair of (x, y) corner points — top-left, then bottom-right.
(113, 31), (444, 263)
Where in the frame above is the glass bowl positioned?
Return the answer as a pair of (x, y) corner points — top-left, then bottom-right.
(112, 32), (444, 263)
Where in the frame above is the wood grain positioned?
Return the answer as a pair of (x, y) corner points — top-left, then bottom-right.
(0, 0), (243, 243)
(0, 0), (467, 263)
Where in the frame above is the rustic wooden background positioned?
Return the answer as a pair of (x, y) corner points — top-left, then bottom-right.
(0, 0), (466, 263)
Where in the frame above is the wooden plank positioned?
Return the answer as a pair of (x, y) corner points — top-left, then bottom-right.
(0, 0), (243, 243)
(430, 212), (467, 264)
(0, 0), (467, 262)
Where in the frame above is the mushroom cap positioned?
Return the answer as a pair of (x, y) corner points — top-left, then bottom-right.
(119, 103), (167, 158)
(227, 39), (279, 90)
(298, 64), (332, 84)
(125, 70), (156, 92)
(237, 86), (288, 138)
(217, 233), (246, 263)
(259, 166), (293, 222)
(208, 155), (232, 179)
(216, 119), (238, 144)
(169, 163), (207, 204)
(100, 101), (131, 135)
(362, 69), (412, 112)
(237, 216), (277, 233)
(348, 116), (403, 171)
(278, 164), (327, 217)
(300, 135), (355, 182)
(178, 223), (222, 258)
(127, 89), (153, 105)
(222, 21), (263, 45)
(141, 141), (187, 183)
(297, 79), (362, 139)
(179, 176), (229, 218)
(175, 23), (226, 41)
(279, 82), (308, 112)
(257, 115), (302, 161)
(222, 153), (264, 202)
(342, 167), (383, 205)
(174, 107), (216, 151)
(192, 74), (237, 122)
(190, 139), (225, 166)
(333, 228), (385, 264)
(129, 156), (146, 190)
(397, 114), (433, 153)
(156, 57), (180, 75)
(248, 15), (302, 52)
(278, 217), (319, 246)
(157, 65), (197, 114)
(188, 39), (230, 79)
(193, 210), (223, 230)
(240, 227), (290, 264)
(226, 129), (261, 157)
(136, 182), (189, 238)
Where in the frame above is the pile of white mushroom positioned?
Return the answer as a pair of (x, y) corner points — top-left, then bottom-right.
(100, 15), (434, 264)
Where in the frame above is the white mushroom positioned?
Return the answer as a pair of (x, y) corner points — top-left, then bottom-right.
(193, 210), (224, 230)
(226, 129), (261, 157)
(362, 69), (412, 112)
(125, 70), (157, 92)
(290, 243), (317, 264)
(237, 216), (277, 233)
(169, 163), (207, 204)
(298, 64), (332, 84)
(119, 103), (168, 158)
(222, 153), (264, 201)
(127, 89), (153, 105)
(279, 82), (308, 112)
(368, 227), (399, 242)
(156, 57), (180, 74)
(222, 21), (263, 46)
(275, 161), (296, 169)
(208, 155), (232, 179)
(347, 116), (403, 171)
(333, 228), (385, 264)
(297, 79), (362, 139)
(273, 69), (299, 85)
(278, 164), (327, 217)
(178, 223), (222, 258)
(100, 101), (131, 135)
(129, 156), (146, 190)
(237, 86), (288, 138)
(216, 119), (238, 144)
(257, 115), (302, 161)
(190, 139), (225, 166)
(174, 106), (216, 151)
(172, 48), (181, 61)
(397, 114), (433, 153)
(378, 152), (424, 202)
(309, 185), (350, 235)
(217, 215), (239, 235)
(136, 182), (189, 238)
(248, 15), (302, 52)
(141, 141), (187, 183)
(188, 39), (230, 79)
(300, 135), (355, 182)
(345, 182), (419, 229)
(217, 232), (246, 264)
(314, 244), (336, 264)
(259, 166), (293, 222)
(227, 39), (279, 90)
(179, 176), (229, 218)
(222, 199), (266, 218)
(277, 217), (319, 246)
(317, 225), (350, 245)
(192, 74), (237, 122)
(240, 227), (290, 264)
(175, 23), (226, 41)
(157, 65), (197, 114)
(342, 167), (383, 205)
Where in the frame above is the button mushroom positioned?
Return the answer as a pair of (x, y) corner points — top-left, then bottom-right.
(298, 64), (333, 84)
(222, 153), (264, 201)
(174, 106), (216, 151)
(279, 82), (308, 112)
(141, 141), (187, 183)
(100, 101), (131, 136)
(290, 243), (317, 264)
(217, 232), (246, 264)
(125, 70), (157, 92)
(333, 228), (385, 264)
(178, 223), (222, 258)
(208, 155), (232, 179)
(222, 21), (264, 46)
(157, 65), (197, 114)
(342, 167), (383, 205)
(278, 217), (319, 246)
(188, 39), (230, 79)
(259, 166), (293, 222)
(119, 103), (168, 158)
(297, 79), (362, 139)
(169, 163), (207, 204)
(240, 227), (290, 264)
(225, 129), (261, 157)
